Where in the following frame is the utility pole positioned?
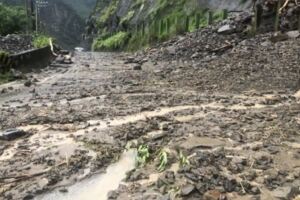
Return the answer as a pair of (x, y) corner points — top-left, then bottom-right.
(35, 0), (48, 33)
(25, 0), (29, 33)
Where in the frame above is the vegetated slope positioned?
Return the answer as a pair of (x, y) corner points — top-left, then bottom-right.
(86, 0), (251, 51)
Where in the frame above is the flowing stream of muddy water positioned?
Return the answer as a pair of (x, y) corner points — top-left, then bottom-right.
(36, 149), (137, 200)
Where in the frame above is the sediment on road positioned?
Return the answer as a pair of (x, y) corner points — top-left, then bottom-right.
(0, 9), (300, 200)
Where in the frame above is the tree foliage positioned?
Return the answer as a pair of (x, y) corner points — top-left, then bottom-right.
(0, 3), (27, 36)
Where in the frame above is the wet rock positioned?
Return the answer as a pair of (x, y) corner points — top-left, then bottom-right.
(181, 184), (195, 196)
(24, 80), (32, 87)
(133, 64), (142, 70)
(223, 179), (237, 192)
(59, 188), (68, 193)
(23, 194), (34, 200)
(180, 136), (225, 150)
(254, 153), (273, 170)
(270, 33), (289, 43)
(166, 46), (176, 55)
(126, 169), (148, 181)
(1, 88), (8, 94)
(107, 191), (118, 199)
(124, 56), (136, 64)
(217, 25), (236, 34)
(286, 30), (300, 39)
(203, 190), (226, 200)
(271, 186), (300, 200)
(0, 129), (27, 141)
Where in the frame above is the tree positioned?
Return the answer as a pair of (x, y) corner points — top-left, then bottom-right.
(0, 3), (27, 35)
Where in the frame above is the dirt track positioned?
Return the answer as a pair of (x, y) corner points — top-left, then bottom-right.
(0, 37), (300, 200)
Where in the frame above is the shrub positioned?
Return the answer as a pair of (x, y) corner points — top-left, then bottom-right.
(0, 3), (27, 35)
(92, 32), (129, 51)
(33, 35), (52, 48)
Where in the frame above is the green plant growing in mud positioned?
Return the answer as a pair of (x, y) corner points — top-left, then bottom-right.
(178, 150), (190, 167)
(157, 149), (168, 172)
(136, 144), (150, 167)
(168, 186), (180, 199)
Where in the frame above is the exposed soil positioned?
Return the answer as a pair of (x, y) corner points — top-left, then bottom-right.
(1, 18), (300, 200)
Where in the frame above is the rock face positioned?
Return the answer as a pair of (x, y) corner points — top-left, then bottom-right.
(38, 0), (84, 49)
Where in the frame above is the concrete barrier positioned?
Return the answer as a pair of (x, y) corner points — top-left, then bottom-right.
(0, 46), (54, 73)
(10, 46), (54, 72)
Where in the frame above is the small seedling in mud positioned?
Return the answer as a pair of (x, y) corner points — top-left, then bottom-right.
(179, 150), (190, 167)
(157, 149), (168, 172)
(168, 186), (180, 199)
(136, 144), (150, 167)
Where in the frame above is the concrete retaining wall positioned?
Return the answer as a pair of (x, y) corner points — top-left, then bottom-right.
(10, 46), (54, 72)
(0, 46), (54, 73)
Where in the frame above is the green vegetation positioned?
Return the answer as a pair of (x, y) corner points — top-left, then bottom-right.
(179, 150), (190, 167)
(0, 71), (13, 84)
(97, 0), (118, 26)
(157, 149), (168, 172)
(0, 3), (27, 35)
(32, 35), (52, 48)
(92, 31), (129, 51)
(120, 11), (135, 26)
(136, 144), (150, 167)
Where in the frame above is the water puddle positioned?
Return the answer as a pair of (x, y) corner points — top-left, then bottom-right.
(36, 149), (137, 200)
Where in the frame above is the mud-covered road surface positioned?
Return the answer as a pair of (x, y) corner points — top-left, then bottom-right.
(0, 35), (300, 200)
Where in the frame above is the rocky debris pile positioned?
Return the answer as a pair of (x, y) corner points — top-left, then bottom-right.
(129, 7), (300, 63)
(130, 12), (254, 63)
(257, 0), (300, 31)
(0, 34), (33, 54)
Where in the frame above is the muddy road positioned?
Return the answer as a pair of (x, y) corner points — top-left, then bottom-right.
(0, 48), (300, 200)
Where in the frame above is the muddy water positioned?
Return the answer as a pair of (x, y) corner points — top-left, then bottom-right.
(36, 149), (137, 200)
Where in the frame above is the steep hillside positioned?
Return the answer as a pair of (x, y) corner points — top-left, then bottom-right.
(0, 0), (97, 48)
(38, 0), (84, 48)
(87, 0), (251, 51)
(58, 0), (97, 18)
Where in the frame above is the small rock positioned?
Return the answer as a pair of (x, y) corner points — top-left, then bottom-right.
(1, 88), (7, 94)
(133, 64), (142, 70)
(217, 25), (236, 34)
(0, 129), (27, 141)
(59, 188), (68, 193)
(223, 179), (237, 192)
(271, 186), (299, 200)
(203, 190), (227, 200)
(181, 184), (195, 196)
(270, 33), (289, 43)
(24, 80), (32, 87)
(286, 30), (300, 39)
(107, 191), (118, 199)
(166, 46), (176, 55)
